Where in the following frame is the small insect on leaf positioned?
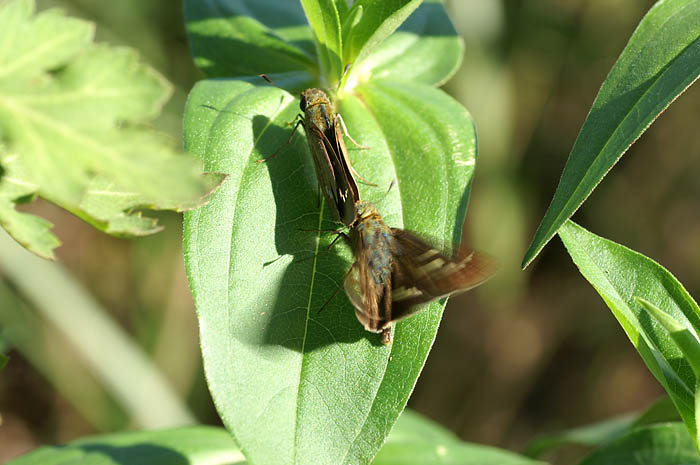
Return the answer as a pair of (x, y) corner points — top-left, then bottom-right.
(258, 78), (361, 227)
(298, 88), (360, 227)
(345, 201), (497, 344)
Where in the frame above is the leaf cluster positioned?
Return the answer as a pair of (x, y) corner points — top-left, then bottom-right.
(0, 0), (223, 258)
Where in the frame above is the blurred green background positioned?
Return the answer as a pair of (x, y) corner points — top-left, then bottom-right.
(3, 0), (699, 463)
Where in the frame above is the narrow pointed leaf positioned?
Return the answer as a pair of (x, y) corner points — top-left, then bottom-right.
(355, 0), (463, 86)
(343, 0), (423, 66)
(183, 78), (476, 465)
(637, 297), (700, 377)
(559, 220), (700, 447)
(333, 0), (349, 19)
(523, 0), (700, 268)
(637, 297), (700, 448)
(300, 0), (343, 85)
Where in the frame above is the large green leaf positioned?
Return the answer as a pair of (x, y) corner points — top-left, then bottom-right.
(183, 77), (476, 465)
(577, 423), (700, 465)
(184, 0), (316, 78)
(559, 220), (700, 448)
(522, 0), (700, 268)
(4, 426), (244, 465)
(0, 0), (223, 258)
(373, 410), (547, 465)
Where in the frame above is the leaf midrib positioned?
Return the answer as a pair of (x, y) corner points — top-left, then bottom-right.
(292, 199), (325, 465)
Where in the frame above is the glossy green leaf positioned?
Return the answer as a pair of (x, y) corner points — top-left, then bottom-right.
(577, 423), (700, 465)
(559, 220), (700, 448)
(374, 410), (547, 465)
(184, 0), (316, 78)
(352, 0), (463, 86)
(300, 0), (343, 85)
(523, 0), (700, 268)
(4, 426), (244, 465)
(637, 298), (700, 377)
(637, 298), (700, 447)
(343, 0), (423, 67)
(0, 0), (223, 259)
(183, 78), (476, 465)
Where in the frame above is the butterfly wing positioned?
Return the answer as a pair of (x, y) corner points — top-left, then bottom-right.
(329, 119), (360, 226)
(304, 121), (343, 220)
(389, 229), (497, 319)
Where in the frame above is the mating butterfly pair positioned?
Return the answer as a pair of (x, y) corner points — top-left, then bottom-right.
(282, 87), (496, 343)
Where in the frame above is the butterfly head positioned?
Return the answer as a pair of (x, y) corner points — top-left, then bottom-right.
(354, 201), (380, 221)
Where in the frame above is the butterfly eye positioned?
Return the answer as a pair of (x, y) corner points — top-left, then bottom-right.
(299, 95), (307, 112)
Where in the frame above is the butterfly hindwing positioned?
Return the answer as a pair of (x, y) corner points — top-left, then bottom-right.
(389, 229), (498, 319)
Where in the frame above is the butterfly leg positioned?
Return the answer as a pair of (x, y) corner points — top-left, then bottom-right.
(337, 113), (369, 149)
(317, 265), (354, 315)
(256, 116), (304, 163)
(327, 230), (350, 250)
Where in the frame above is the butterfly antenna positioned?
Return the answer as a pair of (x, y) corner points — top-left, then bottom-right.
(337, 113), (369, 150)
(259, 74), (278, 87)
(376, 179), (396, 207)
(317, 265), (353, 315)
(256, 116), (304, 163)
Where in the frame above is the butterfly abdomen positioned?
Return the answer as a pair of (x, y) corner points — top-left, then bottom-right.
(357, 215), (393, 285)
